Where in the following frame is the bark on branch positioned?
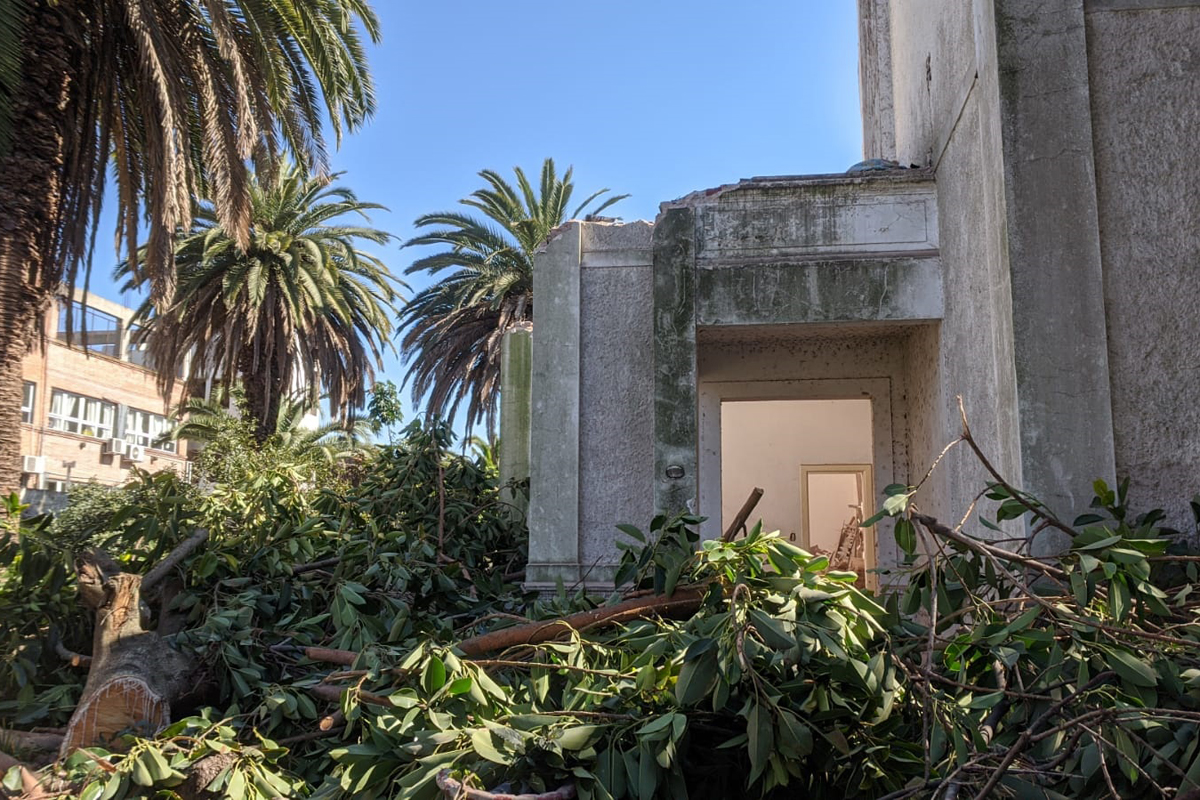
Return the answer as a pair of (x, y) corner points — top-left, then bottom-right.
(142, 528), (210, 592)
(723, 488), (764, 542)
(293, 585), (713, 668)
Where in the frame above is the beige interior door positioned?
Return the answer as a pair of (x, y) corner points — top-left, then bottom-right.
(800, 464), (875, 589)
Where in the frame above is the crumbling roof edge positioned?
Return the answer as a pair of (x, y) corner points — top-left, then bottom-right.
(658, 167), (936, 214)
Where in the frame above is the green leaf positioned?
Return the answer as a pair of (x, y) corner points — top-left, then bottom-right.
(750, 608), (795, 650)
(776, 708), (813, 757)
(747, 703), (773, 785)
(447, 677), (473, 696)
(616, 524), (645, 543)
(1111, 575), (1131, 622)
(966, 691), (1005, 709)
(1071, 570), (1089, 607)
(556, 725), (600, 751)
(422, 656), (447, 693)
(470, 728), (513, 765)
(884, 493), (912, 516)
(675, 649), (719, 706)
(1107, 648), (1158, 687)
(894, 518), (917, 557)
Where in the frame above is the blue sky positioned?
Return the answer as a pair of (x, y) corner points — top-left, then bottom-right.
(90, 2), (863, 422)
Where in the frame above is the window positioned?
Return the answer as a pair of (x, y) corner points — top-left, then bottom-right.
(126, 324), (151, 368)
(57, 299), (120, 357)
(20, 382), (35, 424)
(125, 407), (175, 453)
(48, 389), (115, 439)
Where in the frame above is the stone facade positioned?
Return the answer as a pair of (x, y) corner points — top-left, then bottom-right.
(525, 0), (1200, 590)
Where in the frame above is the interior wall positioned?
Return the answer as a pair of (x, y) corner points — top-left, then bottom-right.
(720, 399), (872, 540)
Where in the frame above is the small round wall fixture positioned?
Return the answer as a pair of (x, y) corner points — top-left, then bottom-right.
(665, 465), (685, 479)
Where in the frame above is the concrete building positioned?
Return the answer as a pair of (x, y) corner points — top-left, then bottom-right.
(19, 291), (191, 512)
(522, 1), (1200, 591)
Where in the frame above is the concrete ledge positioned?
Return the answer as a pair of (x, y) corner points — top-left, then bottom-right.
(696, 256), (943, 326)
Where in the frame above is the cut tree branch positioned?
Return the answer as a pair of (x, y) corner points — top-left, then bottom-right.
(142, 528), (210, 592)
(723, 488), (764, 542)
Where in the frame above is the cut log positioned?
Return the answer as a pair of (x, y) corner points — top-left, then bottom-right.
(59, 562), (196, 756)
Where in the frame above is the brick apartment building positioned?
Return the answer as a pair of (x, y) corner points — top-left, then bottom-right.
(19, 290), (192, 512)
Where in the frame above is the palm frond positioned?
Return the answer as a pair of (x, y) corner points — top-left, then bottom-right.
(397, 158), (627, 435)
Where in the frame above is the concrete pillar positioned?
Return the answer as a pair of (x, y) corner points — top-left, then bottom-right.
(652, 207), (698, 517)
(498, 324), (532, 519)
(993, 0), (1116, 535)
(858, 0), (896, 160)
(526, 224), (582, 589)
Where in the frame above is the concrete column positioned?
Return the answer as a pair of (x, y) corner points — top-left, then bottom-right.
(858, 0), (896, 160)
(526, 224), (582, 588)
(993, 0), (1117, 532)
(652, 207), (698, 516)
(498, 324), (532, 519)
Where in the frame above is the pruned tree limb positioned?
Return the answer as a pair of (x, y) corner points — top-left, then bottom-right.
(722, 488), (764, 543)
(457, 585), (710, 657)
(142, 528), (209, 592)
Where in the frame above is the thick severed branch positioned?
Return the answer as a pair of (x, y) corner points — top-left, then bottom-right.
(142, 528), (210, 592)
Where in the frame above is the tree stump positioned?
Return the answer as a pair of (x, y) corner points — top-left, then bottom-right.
(59, 555), (196, 756)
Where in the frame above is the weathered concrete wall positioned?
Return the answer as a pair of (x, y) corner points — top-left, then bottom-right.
(888, 0), (1017, 529)
(528, 225), (582, 588)
(1085, 3), (1200, 524)
(857, 0), (895, 160)
(527, 221), (656, 590)
(578, 222), (655, 581)
(498, 325), (532, 518)
(994, 0), (1116, 535)
(887, 0), (1120, 537)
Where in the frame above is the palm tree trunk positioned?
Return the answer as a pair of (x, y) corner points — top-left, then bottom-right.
(0, 5), (74, 495)
(239, 352), (286, 444)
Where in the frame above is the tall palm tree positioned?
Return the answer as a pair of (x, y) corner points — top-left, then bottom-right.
(119, 161), (400, 442)
(0, 0), (379, 491)
(398, 159), (627, 433)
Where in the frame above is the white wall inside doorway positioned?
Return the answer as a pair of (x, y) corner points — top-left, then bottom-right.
(719, 399), (872, 540)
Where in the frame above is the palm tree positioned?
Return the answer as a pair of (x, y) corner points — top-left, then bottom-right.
(119, 161), (400, 442)
(0, 0), (379, 491)
(398, 159), (627, 433)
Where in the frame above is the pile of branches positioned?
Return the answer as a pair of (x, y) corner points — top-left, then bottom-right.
(4, 413), (1200, 799)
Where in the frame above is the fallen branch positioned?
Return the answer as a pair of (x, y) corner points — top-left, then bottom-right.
(284, 585), (712, 669)
(54, 640), (91, 669)
(307, 683), (393, 709)
(723, 488), (764, 542)
(457, 585), (709, 657)
(292, 557), (341, 576)
(142, 528), (210, 592)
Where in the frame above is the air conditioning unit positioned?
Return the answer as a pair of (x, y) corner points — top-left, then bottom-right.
(125, 444), (146, 463)
(21, 455), (45, 475)
(103, 438), (128, 456)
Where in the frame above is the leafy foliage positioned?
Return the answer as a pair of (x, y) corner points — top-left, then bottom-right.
(6, 426), (1200, 798)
